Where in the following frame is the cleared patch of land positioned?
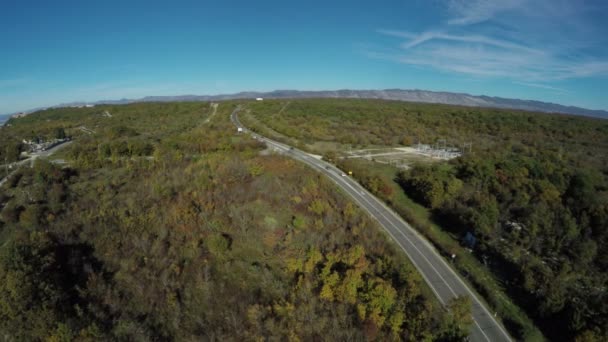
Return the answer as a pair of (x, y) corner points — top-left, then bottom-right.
(345, 146), (463, 169)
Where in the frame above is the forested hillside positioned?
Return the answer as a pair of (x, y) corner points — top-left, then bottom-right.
(245, 99), (608, 341)
(0, 102), (469, 340)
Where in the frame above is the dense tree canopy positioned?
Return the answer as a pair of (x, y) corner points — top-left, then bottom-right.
(245, 98), (608, 341)
(0, 102), (469, 340)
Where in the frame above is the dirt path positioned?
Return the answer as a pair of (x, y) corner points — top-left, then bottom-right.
(202, 103), (219, 124)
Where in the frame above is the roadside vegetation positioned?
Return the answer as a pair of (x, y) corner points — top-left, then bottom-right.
(0, 102), (473, 340)
(246, 98), (608, 341)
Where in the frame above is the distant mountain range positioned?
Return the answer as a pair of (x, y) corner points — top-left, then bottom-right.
(6, 89), (608, 119)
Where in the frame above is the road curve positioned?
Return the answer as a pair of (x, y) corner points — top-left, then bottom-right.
(231, 107), (512, 342)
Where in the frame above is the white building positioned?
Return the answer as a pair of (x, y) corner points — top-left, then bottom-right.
(256, 98), (263, 101)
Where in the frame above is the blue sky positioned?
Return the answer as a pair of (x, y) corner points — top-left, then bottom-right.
(1, 0), (607, 114)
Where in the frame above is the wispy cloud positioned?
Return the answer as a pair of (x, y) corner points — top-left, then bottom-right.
(372, 0), (608, 83)
(391, 30), (542, 54)
(446, 0), (525, 25)
(513, 81), (569, 93)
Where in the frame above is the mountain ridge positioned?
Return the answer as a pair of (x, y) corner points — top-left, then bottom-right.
(7, 89), (608, 119)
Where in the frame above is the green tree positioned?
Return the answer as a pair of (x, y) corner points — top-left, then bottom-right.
(55, 127), (66, 139)
(0, 232), (63, 339)
(437, 296), (473, 341)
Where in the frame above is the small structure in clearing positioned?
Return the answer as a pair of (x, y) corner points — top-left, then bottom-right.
(346, 143), (465, 169)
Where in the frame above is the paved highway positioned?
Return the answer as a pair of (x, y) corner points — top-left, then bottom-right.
(231, 107), (512, 342)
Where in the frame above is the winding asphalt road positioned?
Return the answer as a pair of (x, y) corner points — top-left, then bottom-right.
(231, 108), (512, 342)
